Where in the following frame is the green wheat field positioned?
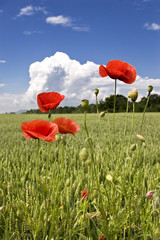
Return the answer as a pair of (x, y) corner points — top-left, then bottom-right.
(0, 112), (160, 240)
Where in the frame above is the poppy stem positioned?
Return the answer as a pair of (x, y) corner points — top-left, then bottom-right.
(95, 95), (99, 115)
(129, 101), (135, 146)
(140, 92), (150, 133)
(48, 109), (52, 120)
(84, 111), (94, 162)
(113, 79), (117, 142)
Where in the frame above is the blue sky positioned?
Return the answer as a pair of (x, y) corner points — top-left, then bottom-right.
(0, 0), (160, 113)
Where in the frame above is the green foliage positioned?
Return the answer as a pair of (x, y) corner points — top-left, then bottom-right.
(0, 113), (160, 239)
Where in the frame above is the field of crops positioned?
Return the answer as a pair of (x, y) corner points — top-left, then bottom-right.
(0, 112), (160, 239)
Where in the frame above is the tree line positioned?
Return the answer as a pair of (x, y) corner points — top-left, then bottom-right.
(23, 94), (160, 114)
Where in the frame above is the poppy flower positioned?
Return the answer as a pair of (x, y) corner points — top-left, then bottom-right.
(99, 60), (137, 84)
(52, 117), (80, 136)
(100, 236), (104, 240)
(37, 92), (65, 112)
(81, 189), (89, 201)
(21, 119), (58, 142)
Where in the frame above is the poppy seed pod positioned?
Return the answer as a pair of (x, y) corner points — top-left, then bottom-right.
(137, 134), (145, 142)
(128, 88), (138, 102)
(79, 148), (89, 162)
(81, 99), (89, 111)
(100, 111), (105, 118)
(148, 85), (153, 93)
(94, 88), (99, 95)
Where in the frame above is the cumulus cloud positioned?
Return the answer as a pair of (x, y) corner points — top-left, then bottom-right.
(17, 5), (47, 17)
(144, 22), (160, 30)
(0, 52), (160, 113)
(0, 84), (5, 88)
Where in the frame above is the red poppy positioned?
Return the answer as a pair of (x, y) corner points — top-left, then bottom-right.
(37, 92), (65, 112)
(21, 119), (58, 142)
(81, 189), (89, 201)
(100, 236), (104, 240)
(99, 60), (137, 84)
(52, 117), (80, 136)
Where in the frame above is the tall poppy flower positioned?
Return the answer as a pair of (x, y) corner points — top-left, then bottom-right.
(52, 117), (80, 136)
(81, 189), (89, 201)
(37, 92), (65, 112)
(99, 60), (137, 84)
(21, 119), (58, 142)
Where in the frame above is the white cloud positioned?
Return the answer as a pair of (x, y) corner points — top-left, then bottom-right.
(0, 84), (5, 88)
(0, 52), (160, 113)
(0, 60), (6, 63)
(46, 15), (72, 26)
(17, 5), (47, 17)
(144, 22), (160, 30)
(46, 15), (90, 31)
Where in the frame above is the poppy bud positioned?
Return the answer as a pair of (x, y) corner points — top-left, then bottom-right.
(106, 174), (113, 182)
(94, 88), (99, 96)
(148, 85), (153, 93)
(55, 134), (61, 143)
(146, 191), (154, 199)
(100, 111), (105, 118)
(128, 88), (138, 102)
(81, 99), (89, 111)
(130, 144), (136, 151)
(79, 148), (89, 162)
(128, 91), (132, 98)
(143, 142), (146, 148)
(137, 134), (145, 142)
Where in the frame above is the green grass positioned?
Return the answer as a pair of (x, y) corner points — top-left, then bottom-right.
(0, 113), (160, 239)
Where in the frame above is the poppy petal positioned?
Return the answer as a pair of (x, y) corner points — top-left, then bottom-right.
(99, 60), (136, 84)
(99, 65), (108, 77)
(37, 92), (65, 112)
(52, 117), (80, 136)
(21, 120), (59, 142)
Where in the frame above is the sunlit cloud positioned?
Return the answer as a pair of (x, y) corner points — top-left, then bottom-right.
(0, 84), (5, 88)
(46, 15), (72, 27)
(0, 60), (6, 63)
(144, 22), (160, 30)
(17, 5), (47, 17)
